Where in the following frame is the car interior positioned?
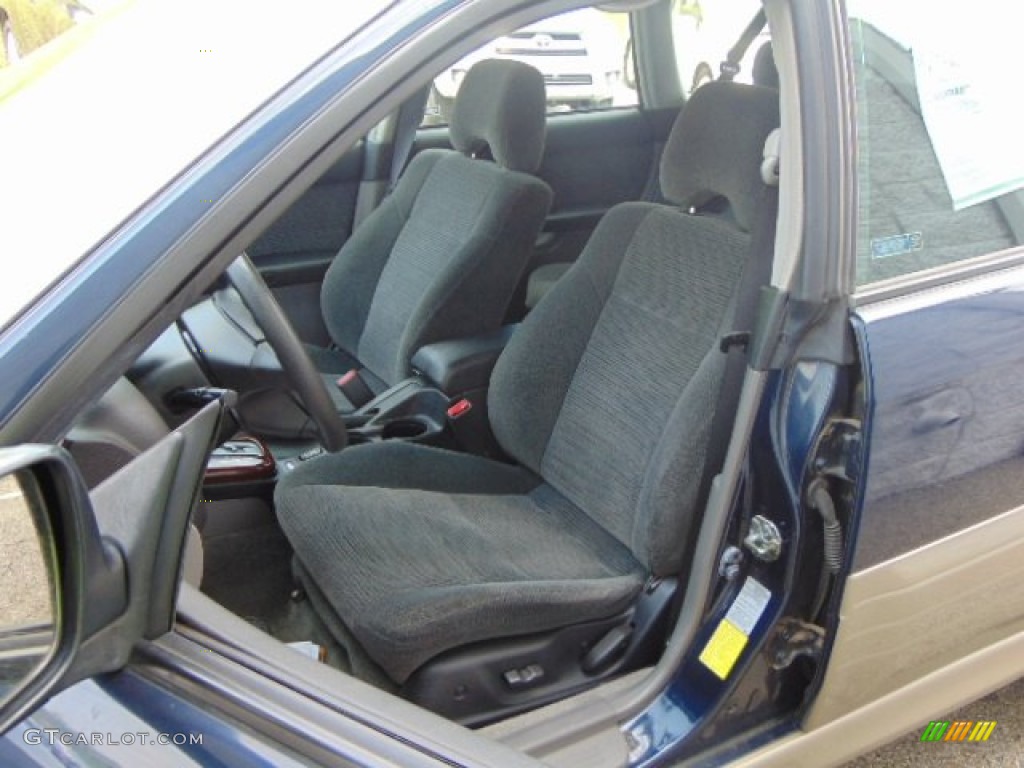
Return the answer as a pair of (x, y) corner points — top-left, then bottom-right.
(59, 1), (791, 733)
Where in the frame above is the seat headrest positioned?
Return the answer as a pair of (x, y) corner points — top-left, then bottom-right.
(752, 41), (779, 90)
(660, 81), (780, 231)
(449, 59), (547, 174)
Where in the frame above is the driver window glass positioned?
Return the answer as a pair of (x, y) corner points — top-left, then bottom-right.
(0, 471), (58, 706)
(669, 0), (768, 96)
(849, 0), (1024, 287)
(422, 8), (637, 127)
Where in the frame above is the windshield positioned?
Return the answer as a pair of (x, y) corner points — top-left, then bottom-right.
(0, 0), (391, 329)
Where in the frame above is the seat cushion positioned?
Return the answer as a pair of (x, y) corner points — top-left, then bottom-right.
(276, 442), (646, 684)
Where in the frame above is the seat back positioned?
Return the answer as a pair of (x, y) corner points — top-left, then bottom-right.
(489, 82), (780, 576)
(320, 59), (552, 386)
(752, 41), (779, 89)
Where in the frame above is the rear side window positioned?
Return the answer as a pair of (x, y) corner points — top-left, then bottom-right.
(670, 0), (769, 96)
(422, 8), (636, 127)
(849, 0), (1024, 287)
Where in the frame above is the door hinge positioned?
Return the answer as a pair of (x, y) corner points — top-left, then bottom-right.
(766, 617), (824, 670)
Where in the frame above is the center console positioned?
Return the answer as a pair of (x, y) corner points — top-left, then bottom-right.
(206, 436), (276, 484)
(407, 326), (515, 456)
(198, 324), (517, 494)
(274, 326), (516, 474)
(409, 326), (515, 397)
(140, 282), (522, 490)
(344, 380), (449, 445)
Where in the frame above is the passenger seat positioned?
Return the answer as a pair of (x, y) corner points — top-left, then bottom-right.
(523, 41), (780, 312)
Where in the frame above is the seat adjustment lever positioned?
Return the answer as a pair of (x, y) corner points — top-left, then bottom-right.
(581, 624), (633, 675)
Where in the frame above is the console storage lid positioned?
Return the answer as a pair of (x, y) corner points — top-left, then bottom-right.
(411, 326), (517, 396)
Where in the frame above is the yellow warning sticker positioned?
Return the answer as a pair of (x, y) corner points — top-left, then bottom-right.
(699, 619), (749, 680)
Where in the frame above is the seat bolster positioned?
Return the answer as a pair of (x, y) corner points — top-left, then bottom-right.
(276, 441), (541, 496)
(634, 341), (727, 575)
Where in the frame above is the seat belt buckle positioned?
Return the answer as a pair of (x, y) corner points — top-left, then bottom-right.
(336, 369), (374, 408)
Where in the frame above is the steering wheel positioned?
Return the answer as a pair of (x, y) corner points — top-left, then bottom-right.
(224, 254), (348, 452)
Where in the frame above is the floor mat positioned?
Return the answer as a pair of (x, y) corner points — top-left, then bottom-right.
(201, 522), (294, 626)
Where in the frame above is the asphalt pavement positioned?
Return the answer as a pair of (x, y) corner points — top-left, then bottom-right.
(0, 476), (54, 626)
(846, 677), (1024, 767)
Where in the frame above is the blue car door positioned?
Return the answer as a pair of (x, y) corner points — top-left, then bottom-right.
(806, 0), (1024, 731)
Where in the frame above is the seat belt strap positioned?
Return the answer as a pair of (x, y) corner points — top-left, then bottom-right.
(719, 9), (767, 81)
(693, 148), (779, 519)
(388, 86), (431, 194)
(664, 162), (778, 626)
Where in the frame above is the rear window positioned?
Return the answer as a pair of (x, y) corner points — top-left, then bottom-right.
(670, 0), (768, 96)
(422, 7), (636, 127)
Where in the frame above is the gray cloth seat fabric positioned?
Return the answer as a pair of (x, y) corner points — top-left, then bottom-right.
(304, 344), (360, 375)
(279, 443), (646, 683)
(276, 82), (781, 685)
(522, 49), (782, 313)
(752, 42), (779, 90)
(312, 58), (552, 396)
(525, 261), (572, 310)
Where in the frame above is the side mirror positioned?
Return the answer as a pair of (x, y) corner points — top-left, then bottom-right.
(0, 466), (58, 719)
(0, 400), (225, 736)
(0, 445), (125, 736)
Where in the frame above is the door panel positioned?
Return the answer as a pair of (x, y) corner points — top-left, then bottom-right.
(248, 142), (366, 345)
(541, 108), (665, 213)
(854, 271), (1024, 569)
(805, 503), (1024, 729)
(808, 268), (1024, 726)
(534, 107), (674, 263)
(413, 106), (677, 316)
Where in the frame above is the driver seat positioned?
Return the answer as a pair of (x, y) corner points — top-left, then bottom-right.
(275, 82), (780, 719)
(308, 58), (552, 409)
